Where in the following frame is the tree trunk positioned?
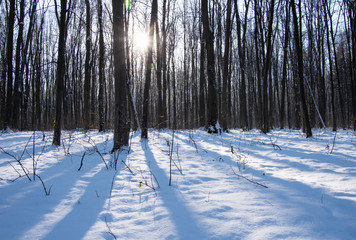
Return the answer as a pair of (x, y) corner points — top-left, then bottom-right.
(112, 0), (129, 150)
(291, 0), (312, 137)
(350, 1), (356, 130)
(13, 0), (25, 130)
(98, 0), (105, 132)
(221, 0), (232, 132)
(202, 0), (218, 132)
(199, 22), (206, 127)
(280, 0), (290, 129)
(4, 0), (16, 129)
(84, 0), (91, 130)
(141, 0), (157, 139)
(53, 0), (68, 145)
(261, 0), (275, 134)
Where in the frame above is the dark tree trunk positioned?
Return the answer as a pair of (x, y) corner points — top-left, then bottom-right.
(161, 0), (168, 129)
(261, 0), (275, 134)
(53, 0), (68, 145)
(98, 0), (105, 132)
(280, 0), (290, 129)
(199, 22), (206, 127)
(84, 0), (91, 130)
(323, 1), (337, 131)
(351, 2), (356, 130)
(4, 0), (16, 129)
(141, 0), (157, 139)
(221, 0), (232, 132)
(202, 0), (218, 132)
(13, 0), (25, 129)
(235, 0), (249, 130)
(291, 0), (312, 137)
(112, 0), (129, 150)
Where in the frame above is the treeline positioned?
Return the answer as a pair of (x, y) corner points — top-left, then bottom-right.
(0, 0), (355, 139)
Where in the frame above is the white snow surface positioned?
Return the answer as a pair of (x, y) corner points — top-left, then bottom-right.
(0, 129), (356, 240)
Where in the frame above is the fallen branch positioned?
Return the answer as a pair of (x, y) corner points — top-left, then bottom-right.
(230, 167), (268, 188)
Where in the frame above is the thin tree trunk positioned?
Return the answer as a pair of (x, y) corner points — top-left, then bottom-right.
(83, 0), (91, 130)
(221, 0), (232, 132)
(141, 0), (157, 139)
(13, 0), (25, 129)
(98, 0), (105, 132)
(291, 0), (312, 137)
(280, 0), (290, 129)
(350, 1), (356, 130)
(199, 22), (206, 127)
(4, 0), (16, 129)
(261, 0), (275, 134)
(53, 0), (68, 145)
(323, 1), (337, 131)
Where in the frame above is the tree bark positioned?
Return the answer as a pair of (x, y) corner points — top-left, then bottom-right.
(4, 0), (16, 129)
(261, 0), (275, 134)
(221, 0), (232, 132)
(84, 0), (91, 130)
(201, 0), (218, 132)
(13, 0), (25, 129)
(280, 0), (290, 129)
(53, 0), (68, 145)
(291, 0), (312, 137)
(98, 0), (105, 132)
(112, 0), (129, 150)
(141, 0), (157, 139)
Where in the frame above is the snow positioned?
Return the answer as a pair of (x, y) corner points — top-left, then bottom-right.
(0, 128), (356, 239)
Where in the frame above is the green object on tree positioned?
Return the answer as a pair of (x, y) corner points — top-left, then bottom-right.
(124, 0), (132, 11)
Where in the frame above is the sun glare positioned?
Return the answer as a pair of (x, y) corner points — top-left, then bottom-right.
(133, 30), (149, 52)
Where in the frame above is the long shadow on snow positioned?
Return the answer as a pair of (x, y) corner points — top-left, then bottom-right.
(141, 140), (205, 240)
(43, 159), (122, 240)
(0, 134), (114, 239)
(186, 131), (356, 239)
(197, 131), (356, 177)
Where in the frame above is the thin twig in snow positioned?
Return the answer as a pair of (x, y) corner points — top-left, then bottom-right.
(230, 167), (268, 188)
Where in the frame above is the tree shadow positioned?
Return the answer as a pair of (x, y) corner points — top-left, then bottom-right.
(141, 140), (205, 239)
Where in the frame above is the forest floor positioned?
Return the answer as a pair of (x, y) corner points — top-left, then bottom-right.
(0, 128), (356, 239)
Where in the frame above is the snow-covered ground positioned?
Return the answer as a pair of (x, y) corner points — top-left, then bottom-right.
(0, 128), (355, 240)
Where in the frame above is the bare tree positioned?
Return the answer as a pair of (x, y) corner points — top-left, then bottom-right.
(112, 0), (129, 151)
(201, 0), (218, 132)
(98, 0), (105, 132)
(4, 0), (15, 129)
(83, 0), (91, 130)
(53, 0), (70, 145)
(291, 0), (312, 137)
(141, 0), (158, 139)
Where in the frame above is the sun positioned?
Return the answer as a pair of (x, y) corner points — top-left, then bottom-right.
(133, 30), (150, 52)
